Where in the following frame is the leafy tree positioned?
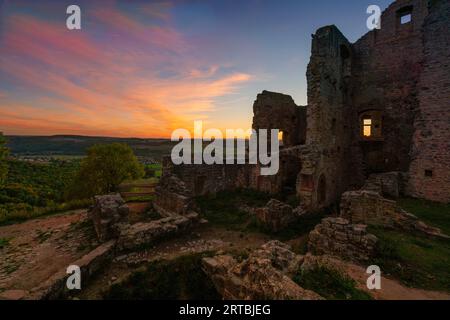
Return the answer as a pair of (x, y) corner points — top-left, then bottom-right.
(0, 133), (9, 186)
(68, 143), (144, 199)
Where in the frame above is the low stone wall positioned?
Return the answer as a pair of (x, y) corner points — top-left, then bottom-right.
(88, 194), (129, 242)
(117, 212), (199, 251)
(24, 240), (116, 300)
(362, 172), (404, 198)
(340, 190), (448, 239)
(202, 241), (322, 300)
(254, 199), (300, 232)
(308, 217), (377, 263)
(153, 174), (196, 216)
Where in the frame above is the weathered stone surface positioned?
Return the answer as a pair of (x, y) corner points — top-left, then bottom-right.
(363, 172), (402, 198)
(202, 241), (322, 300)
(25, 240), (116, 300)
(252, 91), (306, 147)
(88, 194), (129, 242)
(0, 289), (28, 300)
(308, 217), (377, 263)
(117, 212), (199, 251)
(254, 199), (298, 232)
(340, 190), (449, 239)
(407, 0), (450, 203)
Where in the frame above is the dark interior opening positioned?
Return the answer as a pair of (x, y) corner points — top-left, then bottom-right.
(318, 175), (327, 205)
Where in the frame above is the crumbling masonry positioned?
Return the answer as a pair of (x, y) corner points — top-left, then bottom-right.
(156, 0), (450, 220)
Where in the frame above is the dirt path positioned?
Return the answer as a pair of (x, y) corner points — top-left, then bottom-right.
(0, 210), (98, 298)
(322, 256), (450, 300)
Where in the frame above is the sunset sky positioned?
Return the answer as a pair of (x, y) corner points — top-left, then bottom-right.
(0, 0), (392, 138)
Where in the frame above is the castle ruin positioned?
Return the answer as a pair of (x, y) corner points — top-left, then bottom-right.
(155, 0), (450, 218)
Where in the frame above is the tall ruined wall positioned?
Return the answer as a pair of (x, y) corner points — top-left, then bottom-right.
(407, 0), (450, 202)
(351, 0), (428, 176)
(299, 25), (354, 209)
(252, 91), (306, 147)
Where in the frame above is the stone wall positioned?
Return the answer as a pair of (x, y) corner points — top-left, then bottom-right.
(299, 25), (354, 210)
(351, 0), (428, 176)
(362, 171), (404, 198)
(25, 240), (116, 300)
(253, 199), (299, 233)
(407, 0), (450, 202)
(88, 194), (129, 242)
(340, 190), (448, 238)
(308, 217), (377, 263)
(252, 91), (306, 147)
(202, 241), (322, 300)
(117, 212), (199, 251)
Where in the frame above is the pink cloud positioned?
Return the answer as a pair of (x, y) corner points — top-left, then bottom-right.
(0, 5), (253, 138)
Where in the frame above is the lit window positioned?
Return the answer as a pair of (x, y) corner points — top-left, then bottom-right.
(363, 119), (372, 137)
(278, 131), (283, 141)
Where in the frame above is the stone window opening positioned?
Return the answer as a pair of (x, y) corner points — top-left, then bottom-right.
(397, 6), (413, 26)
(425, 170), (433, 178)
(360, 110), (383, 140)
(363, 118), (372, 137)
(278, 130), (284, 147)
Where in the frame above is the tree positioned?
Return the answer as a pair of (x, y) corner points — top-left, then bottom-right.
(68, 143), (144, 199)
(0, 133), (9, 186)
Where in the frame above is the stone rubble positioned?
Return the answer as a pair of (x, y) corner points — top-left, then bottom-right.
(202, 241), (322, 300)
(308, 217), (377, 263)
(340, 190), (448, 239)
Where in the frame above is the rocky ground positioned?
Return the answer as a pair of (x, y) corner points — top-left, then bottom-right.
(1, 199), (449, 300)
(0, 210), (96, 299)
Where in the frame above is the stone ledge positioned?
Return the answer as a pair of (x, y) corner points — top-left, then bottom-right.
(24, 240), (116, 300)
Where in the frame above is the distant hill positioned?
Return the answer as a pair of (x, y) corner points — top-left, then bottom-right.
(5, 135), (175, 159)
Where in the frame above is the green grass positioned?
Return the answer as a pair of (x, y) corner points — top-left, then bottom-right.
(365, 198), (450, 292)
(196, 189), (273, 231)
(196, 189), (326, 240)
(268, 212), (326, 242)
(0, 198), (92, 226)
(145, 163), (162, 179)
(398, 198), (450, 235)
(370, 226), (450, 292)
(103, 253), (220, 300)
(293, 266), (372, 300)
